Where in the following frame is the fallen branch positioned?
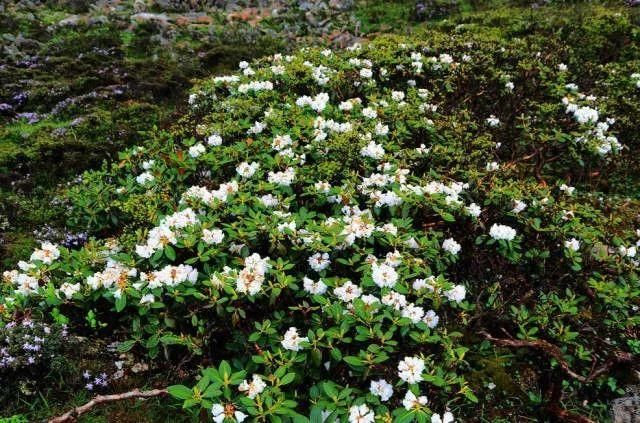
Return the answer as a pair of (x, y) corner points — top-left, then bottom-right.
(545, 379), (596, 423)
(49, 388), (168, 423)
(479, 329), (634, 383)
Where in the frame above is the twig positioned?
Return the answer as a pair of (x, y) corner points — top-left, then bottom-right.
(479, 330), (634, 383)
(49, 388), (168, 423)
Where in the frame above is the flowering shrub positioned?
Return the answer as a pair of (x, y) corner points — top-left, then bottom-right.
(0, 318), (70, 406)
(2, 6), (640, 421)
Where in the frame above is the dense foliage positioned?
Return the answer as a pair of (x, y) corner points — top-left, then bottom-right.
(0, 0), (360, 269)
(2, 2), (640, 422)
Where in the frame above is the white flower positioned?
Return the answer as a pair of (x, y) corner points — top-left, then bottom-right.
(431, 412), (455, 423)
(296, 93), (330, 112)
(558, 63), (568, 71)
(489, 223), (517, 241)
(505, 81), (514, 91)
(59, 282), (80, 299)
(398, 356), (425, 384)
(239, 374), (267, 399)
(309, 253), (330, 272)
(360, 141), (385, 160)
(281, 327), (308, 351)
(339, 100), (354, 111)
(268, 168), (296, 186)
(334, 281), (362, 302)
(486, 161), (499, 171)
(442, 238), (461, 255)
(370, 379), (393, 402)
(203, 229), (225, 245)
(374, 122), (389, 136)
(444, 285), (466, 303)
(362, 107), (377, 119)
(211, 404), (225, 423)
(619, 245), (637, 258)
(401, 303), (425, 323)
(189, 143), (206, 158)
(360, 68), (373, 79)
(260, 194), (279, 207)
(30, 242), (61, 264)
(466, 203), (481, 217)
(136, 171), (154, 185)
(382, 291), (407, 310)
(271, 65), (285, 75)
(236, 253), (270, 295)
(236, 162), (259, 178)
(486, 115), (500, 127)
(303, 276), (327, 295)
(272, 134), (293, 151)
(564, 238), (580, 252)
(511, 200), (527, 214)
(423, 310), (439, 328)
(211, 404), (246, 423)
(361, 294), (380, 305)
(238, 80), (273, 93)
(207, 134), (222, 146)
(348, 404), (375, 423)
(402, 390), (428, 410)
(314, 181), (332, 193)
(573, 106), (599, 124)
(391, 91), (405, 101)
(247, 121), (266, 135)
(139, 293), (155, 304)
(559, 184), (575, 195)
(371, 262), (398, 288)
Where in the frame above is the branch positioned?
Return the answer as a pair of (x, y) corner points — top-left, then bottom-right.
(545, 379), (596, 423)
(479, 330), (634, 383)
(49, 388), (168, 423)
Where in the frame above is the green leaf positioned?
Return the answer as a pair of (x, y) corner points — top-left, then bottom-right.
(117, 339), (136, 352)
(165, 245), (176, 261)
(167, 385), (193, 400)
(115, 295), (127, 312)
(280, 372), (296, 385)
(310, 407), (324, 423)
(219, 360), (232, 379)
(343, 356), (364, 367)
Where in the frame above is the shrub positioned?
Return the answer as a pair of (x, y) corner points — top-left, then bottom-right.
(2, 5), (640, 422)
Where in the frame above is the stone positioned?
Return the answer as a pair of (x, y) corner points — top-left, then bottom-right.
(58, 15), (82, 27)
(131, 12), (171, 25)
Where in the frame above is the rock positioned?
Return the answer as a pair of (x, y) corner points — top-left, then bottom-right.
(88, 15), (109, 26)
(329, 0), (353, 11)
(131, 12), (171, 26)
(227, 8), (271, 26)
(327, 30), (360, 48)
(58, 15), (82, 27)
(413, 0), (458, 21)
(175, 14), (213, 26)
(133, 0), (147, 12)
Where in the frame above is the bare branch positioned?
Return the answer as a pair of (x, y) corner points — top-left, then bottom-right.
(49, 388), (168, 423)
(479, 330), (634, 383)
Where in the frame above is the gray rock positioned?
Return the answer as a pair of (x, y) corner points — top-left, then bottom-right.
(58, 15), (82, 27)
(88, 15), (109, 26)
(131, 12), (171, 25)
(133, 0), (148, 12)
